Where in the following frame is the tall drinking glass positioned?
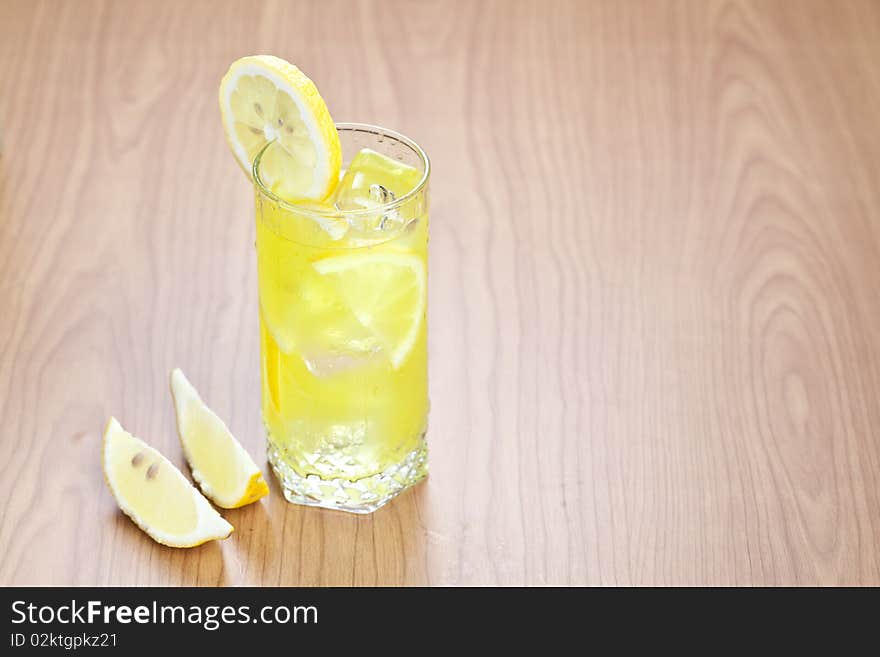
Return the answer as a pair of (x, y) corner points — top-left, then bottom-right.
(253, 123), (429, 513)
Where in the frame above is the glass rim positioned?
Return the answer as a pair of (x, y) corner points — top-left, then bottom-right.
(252, 122), (430, 219)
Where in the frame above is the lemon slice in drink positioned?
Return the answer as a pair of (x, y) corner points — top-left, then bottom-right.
(102, 418), (233, 548)
(219, 55), (341, 201)
(313, 253), (426, 368)
(170, 369), (269, 508)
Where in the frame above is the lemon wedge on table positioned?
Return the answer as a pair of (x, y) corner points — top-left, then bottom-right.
(170, 369), (269, 509)
(219, 55), (341, 201)
(102, 418), (232, 548)
(313, 252), (426, 369)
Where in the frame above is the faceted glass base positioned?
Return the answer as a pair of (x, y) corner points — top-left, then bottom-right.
(266, 434), (428, 514)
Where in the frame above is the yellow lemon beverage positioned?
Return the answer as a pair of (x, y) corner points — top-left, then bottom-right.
(218, 56), (429, 512)
(254, 126), (429, 512)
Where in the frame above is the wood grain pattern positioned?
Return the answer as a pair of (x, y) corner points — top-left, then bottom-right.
(1, 0), (879, 586)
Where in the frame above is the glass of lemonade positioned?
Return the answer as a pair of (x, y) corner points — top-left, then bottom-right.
(253, 123), (429, 513)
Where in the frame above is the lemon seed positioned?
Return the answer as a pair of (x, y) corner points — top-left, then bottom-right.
(146, 463), (159, 480)
(131, 452), (145, 467)
(254, 102), (263, 117)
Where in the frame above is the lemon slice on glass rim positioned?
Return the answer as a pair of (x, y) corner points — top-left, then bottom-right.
(219, 55), (341, 201)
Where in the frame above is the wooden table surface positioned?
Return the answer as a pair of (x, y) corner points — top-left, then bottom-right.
(1, 0), (879, 587)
